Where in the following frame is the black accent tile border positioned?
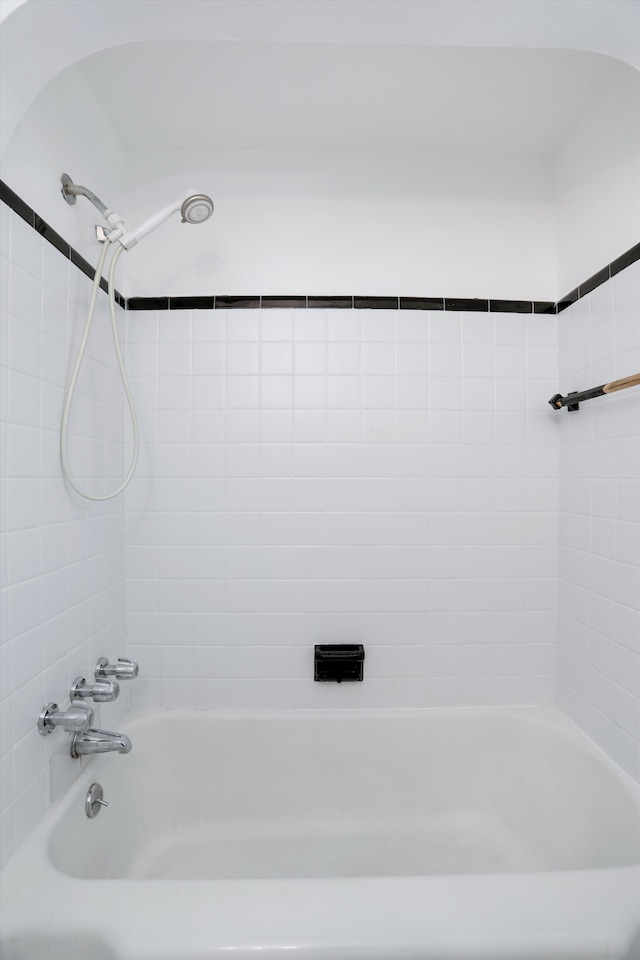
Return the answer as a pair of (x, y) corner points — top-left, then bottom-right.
(445, 298), (489, 312)
(70, 247), (102, 288)
(308, 296), (353, 309)
(0, 179), (34, 226)
(556, 287), (580, 314)
(400, 297), (444, 311)
(214, 296), (261, 310)
(354, 296), (399, 309)
(127, 297), (170, 311)
(1, 179), (638, 317)
(261, 296), (307, 309)
(489, 300), (533, 314)
(33, 214), (71, 260)
(579, 265), (610, 299)
(534, 301), (557, 315)
(169, 296), (214, 310)
(611, 242), (640, 277)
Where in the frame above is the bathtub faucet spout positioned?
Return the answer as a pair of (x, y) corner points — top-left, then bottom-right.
(70, 728), (132, 759)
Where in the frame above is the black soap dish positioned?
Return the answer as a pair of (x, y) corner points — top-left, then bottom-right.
(314, 644), (365, 682)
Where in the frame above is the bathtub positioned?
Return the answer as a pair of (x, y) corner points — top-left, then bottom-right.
(1, 706), (639, 960)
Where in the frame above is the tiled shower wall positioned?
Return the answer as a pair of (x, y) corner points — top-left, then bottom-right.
(556, 259), (640, 782)
(1, 176), (638, 877)
(124, 306), (559, 710)
(0, 206), (127, 868)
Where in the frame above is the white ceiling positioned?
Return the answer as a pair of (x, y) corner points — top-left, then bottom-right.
(3, 0), (638, 160)
(76, 41), (621, 156)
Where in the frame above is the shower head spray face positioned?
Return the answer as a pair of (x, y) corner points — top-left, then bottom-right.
(181, 194), (214, 224)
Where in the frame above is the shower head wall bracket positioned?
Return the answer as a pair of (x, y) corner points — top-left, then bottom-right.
(60, 173), (77, 205)
(60, 174), (126, 241)
(60, 173), (109, 216)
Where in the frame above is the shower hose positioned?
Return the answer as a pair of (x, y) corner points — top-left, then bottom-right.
(60, 242), (139, 500)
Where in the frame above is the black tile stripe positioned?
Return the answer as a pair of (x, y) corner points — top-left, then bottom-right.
(69, 247), (101, 286)
(33, 214), (71, 260)
(489, 300), (533, 314)
(169, 296), (214, 310)
(579, 265), (610, 298)
(354, 296), (399, 309)
(261, 296), (307, 309)
(214, 296), (261, 309)
(556, 287), (580, 314)
(400, 297), (444, 311)
(142, 293), (574, 314)
(534, 301), (557, 315)
(127, 297), (170, 311)
(445, 298), (489, 312)
(611, 242), (640, 277)
(1, 180), (638, 315)
(0, 179), (34, 227)
(308, 296), (353, 308)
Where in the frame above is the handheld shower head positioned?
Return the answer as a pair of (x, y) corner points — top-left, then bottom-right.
(181, 194), (214, 224)
(118, 190), (214, 250)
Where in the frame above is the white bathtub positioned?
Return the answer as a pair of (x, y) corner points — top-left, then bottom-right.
(1, 706), (639, 959)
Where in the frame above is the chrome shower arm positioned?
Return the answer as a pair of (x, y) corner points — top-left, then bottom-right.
(60, 173), (126, 242)
(61, 173), (109, 216)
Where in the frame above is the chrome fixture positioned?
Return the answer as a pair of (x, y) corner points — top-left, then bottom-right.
(95, 224), (114, 244)
(180, 193), (214, 225)
(71, 729), (132, 759)
(95, 657), (139, 681)
(85, 783), (109, 819)
(60, 173), (110, 216)
(70, 676), (120, 703)
(38, 700), (94, 736)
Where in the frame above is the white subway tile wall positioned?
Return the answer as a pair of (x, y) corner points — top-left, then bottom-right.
(0, 208), (127, 868)
(556, 259), (640, 782)
(3, 190), (638, 870)
(124, 305), (560, 713)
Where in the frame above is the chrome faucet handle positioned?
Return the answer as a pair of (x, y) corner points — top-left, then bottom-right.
(85, 783), (109, 818)
(70, 676), (120, 703)
(38, 700), (94, 736)
(95, 657), (139, 681)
